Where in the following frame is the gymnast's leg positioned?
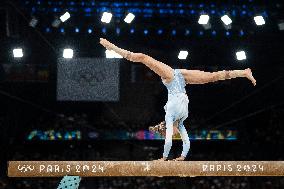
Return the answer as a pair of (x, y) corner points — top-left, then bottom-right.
(99, 38), (174, 83)
(181, 68), (256, 86)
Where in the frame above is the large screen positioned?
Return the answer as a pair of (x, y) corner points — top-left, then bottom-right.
(57, 58), (120, 101)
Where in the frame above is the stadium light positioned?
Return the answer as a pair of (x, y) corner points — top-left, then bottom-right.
(63, 49), (73, 59)
(13, 48), (23, 58)
(198, 14), (211, 29)
(124, 13), (135, 24)
(254, 16), (265, 26)
(198, 14), (210, 25)
(178, 50), (188, 60)
(101, 12), (113, 23)
(88, 28), (92, 34)
(60, 12), (71, 22)
(236, 51), (246, 61)
(221, 15), (232, 25)
(105, 50), (123, 59)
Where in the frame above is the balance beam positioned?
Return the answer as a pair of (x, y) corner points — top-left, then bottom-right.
(8, 161), (284, 177)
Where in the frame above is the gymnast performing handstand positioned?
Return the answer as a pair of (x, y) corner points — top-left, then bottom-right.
(99, 38), (256, 161)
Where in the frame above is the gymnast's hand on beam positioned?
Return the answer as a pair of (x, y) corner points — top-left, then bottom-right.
(172, 156), (186, 161)
(153, 157), (167, 161)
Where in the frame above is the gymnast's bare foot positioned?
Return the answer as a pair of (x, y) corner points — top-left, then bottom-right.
(172, 156), (185, 161)
(99, 38), (114, 50)
(245, 68), (256, 86)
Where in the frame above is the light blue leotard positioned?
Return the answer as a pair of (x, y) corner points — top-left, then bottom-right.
(162, 69), (190, 158)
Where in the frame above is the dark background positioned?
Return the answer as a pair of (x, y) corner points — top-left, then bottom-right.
(0, 0), (283, 188)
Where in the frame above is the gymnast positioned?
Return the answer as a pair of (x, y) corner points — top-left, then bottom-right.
(100, 38), (256, 161)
